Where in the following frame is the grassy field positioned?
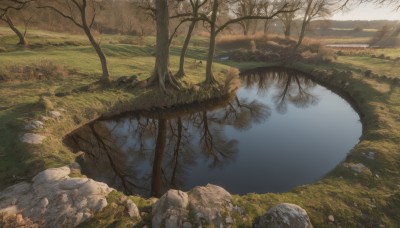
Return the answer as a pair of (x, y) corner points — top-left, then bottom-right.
(1, 26), (400, 227)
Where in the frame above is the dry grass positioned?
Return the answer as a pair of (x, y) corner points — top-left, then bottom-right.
(0, 60), (70, 81)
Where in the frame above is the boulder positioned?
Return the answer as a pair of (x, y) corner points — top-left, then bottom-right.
(152, 190), (189, 228)
(188, 184), (233, 226)
(49, 111), (61, 118)
(254, 203), (312, 228)
(20, 133), (46, 144)
(0, 165), (114, 227)
(24, 120), (44, 130)
(126, 199), (140, 218)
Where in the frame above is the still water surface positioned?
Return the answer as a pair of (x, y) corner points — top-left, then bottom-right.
(65, 67), (361, 197)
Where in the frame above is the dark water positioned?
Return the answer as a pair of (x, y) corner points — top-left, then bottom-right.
(64, 67), (361, 197)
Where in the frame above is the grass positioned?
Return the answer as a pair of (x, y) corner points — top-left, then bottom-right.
(0, 26), (400, 226)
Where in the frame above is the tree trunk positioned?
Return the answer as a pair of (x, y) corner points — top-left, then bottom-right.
(284, 23), (291, 39)
(4, 16), (27, 46)
(205, 0), (218, 85)
(151, 118), (167, 198)
(147, 0), (178, 92)
(294, 2), (312, 53)
(175, 20), (196, 78)
(82, 26), (110, 84)
(263, 20), (269, 34)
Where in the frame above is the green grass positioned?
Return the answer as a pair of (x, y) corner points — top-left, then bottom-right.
(0, 26), (400, 227)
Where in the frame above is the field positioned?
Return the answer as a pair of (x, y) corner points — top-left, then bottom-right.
(1, 26), (400, 226)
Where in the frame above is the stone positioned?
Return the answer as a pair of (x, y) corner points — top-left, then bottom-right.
(49, 111), (61, 118)
(78, 179), (112, 195)
(189, 184), (233, 226)
(328, 215), (335, 222)
(183, 222), (192, 228)
(0, 165), (114, 227)
(363, 151), (376, 160)
(20, 133), (46, 144)
(152, 190), (189, 228)
(40, 198), (49, 208)
(344, 163), (370, 174)
(126, 199), (140, 218)
(254, 203), (312, 228)
(24, 120), (44, 130)
(59, 178), (89, 190)
(32, 166), (70, 186)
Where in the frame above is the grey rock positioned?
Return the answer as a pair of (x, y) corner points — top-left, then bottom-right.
(127, 199), (140, 218)
(0, 165), (114, 227)
(152, 190), (189, 228)
(328, 214), (335, 222)
(20, 133), (46, 144)
(189, 184), (233, 226)
(33, 166), (70, 186)
(254, 203), (312, 228)
(344, 163), (370, 174)
(25, 120), (44, 130)
(59, 178), (89, 190)
(183, 222), (192, 228)
(363, 151), (376, 160)
(49, 110), (61, 118)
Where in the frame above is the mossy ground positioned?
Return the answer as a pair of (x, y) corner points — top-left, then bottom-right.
(0, 27), (399, 227)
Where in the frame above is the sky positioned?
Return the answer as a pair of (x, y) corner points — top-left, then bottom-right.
(330, 2), (399, 21)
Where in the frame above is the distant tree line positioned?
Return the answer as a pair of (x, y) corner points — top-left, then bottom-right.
(1, 0), (399, 89)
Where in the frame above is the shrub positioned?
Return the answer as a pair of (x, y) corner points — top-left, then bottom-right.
(0, 60), (69, 81)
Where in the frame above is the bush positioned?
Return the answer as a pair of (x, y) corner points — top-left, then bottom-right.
(0, 60), (69, 81)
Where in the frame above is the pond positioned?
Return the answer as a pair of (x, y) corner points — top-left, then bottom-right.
(64, 67), (362, 197)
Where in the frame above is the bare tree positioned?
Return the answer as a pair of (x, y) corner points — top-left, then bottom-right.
(173, 0), (208, 78)
(232, 0), (259, 35)
(294, 0), (333, 52)
(0, 0), (32, 46)
(200, 0), (292, 84)
(145, 0), (181, 93)
(38, 0), (110, 84)
(277, 0), (301, 38)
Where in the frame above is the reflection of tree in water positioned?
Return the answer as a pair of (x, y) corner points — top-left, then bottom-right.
(240, 67), (319, 114)
(64, 96), (270, 197)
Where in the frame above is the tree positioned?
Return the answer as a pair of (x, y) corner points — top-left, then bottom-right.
(145, 0), (181, 93)
(38, 0), (110, 84)
(277, 0), (301, 38)
(232, 0), (259, 36)
(174, 0), (208, 78)
(0, 0), (32, 46)
(200, 0), (292, 84)
(294, 0), (333, 52)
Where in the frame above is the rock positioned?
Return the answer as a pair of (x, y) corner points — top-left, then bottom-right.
(20, 133), (46, 144)
(49, 111), (61, 118)
(328, 214), (335, 222)
(183, 222), (192, 228)
(126, 199), (140, 218)
(362, 151), (376, 160)
(254, 203), (312, 228)
(344, 163), (370, 174)
(32, 166), (70, 186)
(24, 120), (44, 130)
(59, 178), (89, 190)
(152, 190), (189, 228)
(189, 184), (233, 226)
(40, 198), (49, 208)
(0, 165), (114, 227)
(78, 179), (112, 195)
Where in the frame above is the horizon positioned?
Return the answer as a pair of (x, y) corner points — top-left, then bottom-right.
(330, 2), (399, 21)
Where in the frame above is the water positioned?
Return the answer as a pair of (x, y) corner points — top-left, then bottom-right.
(64, 67), (362, 197)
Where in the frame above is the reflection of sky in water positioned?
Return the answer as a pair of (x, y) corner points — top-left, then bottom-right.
(66, 68), (362, 196)
(189, 79), (361, 193)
